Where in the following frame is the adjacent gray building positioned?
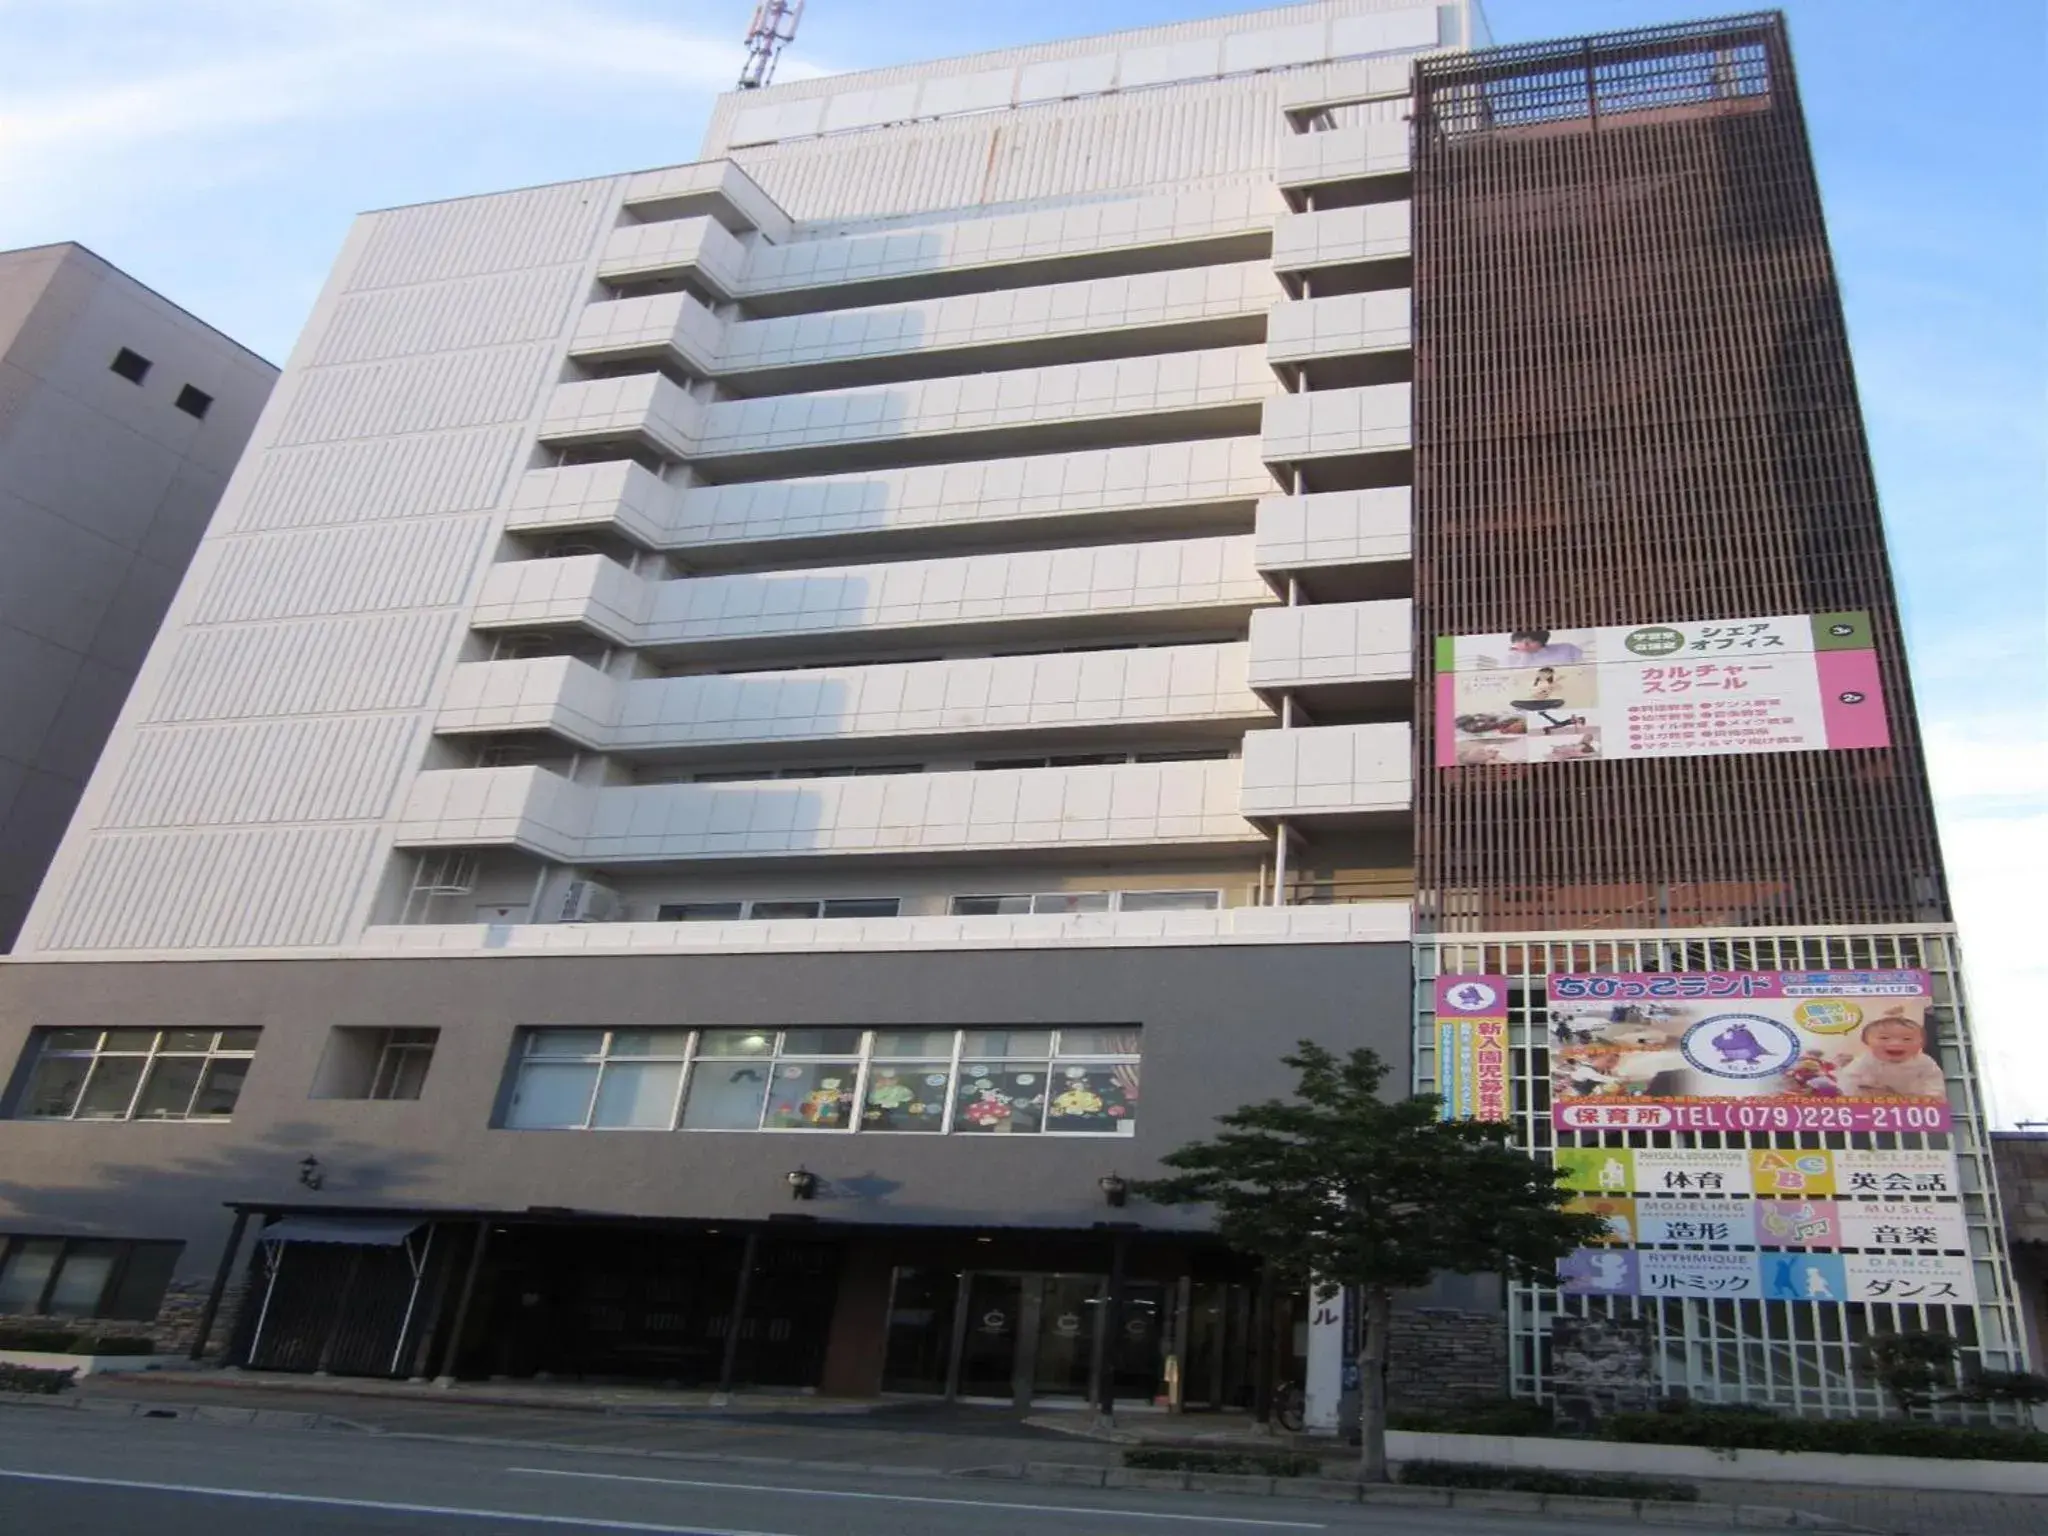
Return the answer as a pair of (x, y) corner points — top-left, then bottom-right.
(0, 244), (275, 946)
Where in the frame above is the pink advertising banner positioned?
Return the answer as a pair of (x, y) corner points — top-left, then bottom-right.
(1435, 611), (1891, 768)
(1546, 970), (1950, 1134)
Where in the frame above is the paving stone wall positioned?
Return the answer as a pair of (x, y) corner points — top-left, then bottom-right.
(1386, 1306), (1507, 1407)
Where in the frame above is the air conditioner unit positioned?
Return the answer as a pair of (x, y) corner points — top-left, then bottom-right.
(556, 879), (620, 924)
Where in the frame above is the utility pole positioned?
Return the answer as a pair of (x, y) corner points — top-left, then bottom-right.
(738, 0), (805, 90)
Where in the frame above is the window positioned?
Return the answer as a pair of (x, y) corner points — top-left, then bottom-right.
(0, 1235), (181, 1321)
(173, 384), (213, 419)
(310, 1028), (438, 1101)
(506, 1028), (691, 1129)
(948, 889), (1218, 916)
(1116, 889), (1222, 913)
(109, 347), (151, 384)
(657, 897), (901, 922)
(504, 1027), (1140, 1136)
(20, 1029), (258, 1122)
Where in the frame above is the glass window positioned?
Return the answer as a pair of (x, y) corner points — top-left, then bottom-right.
(17, 1029), (259, 1123)
(1116, 889), (1220, 913)
(592, 1061), (685, 1128)
(1043, 1061), (1140, 1134)
(0, 1236), (182, 1322)
(821, 898), (900, 918)
(661, 902), (744, 922)
(1032, 892), (1111, 915)
(861, 1061), (951, 1132)
(103, 1242), (180, 1322)
(369, 1030), (438, 1101)
(74, 1057), (148, 1120)
(950, 895), (1031, 916)
(750, 900), (822, 920)
(962, 1030), (1053, 1059)
(696, 1029), (775, 1058)
(680, 1056), (772, 1129)
(46, 1241), (122, 1316)
(0, 1239), (61, 1312)
(954, 1062), (1048, 1134)
(764, 1061), (860, 1129)
(132, 1056), (206, 1120)
(507, 1062), (600, 1128)
(503, 1026), (1141, 1138)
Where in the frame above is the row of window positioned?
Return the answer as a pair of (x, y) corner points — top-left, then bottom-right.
(12, 1025), (1144, 1136)
(654, 889), (1222, 922)
(507, 1027), (1140, 1136)
(632, 748), (1234, 784)
(0, 1234), (180, 1322)
(110, 347), (213, 418)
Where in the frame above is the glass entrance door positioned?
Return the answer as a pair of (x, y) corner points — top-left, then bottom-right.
(955, 1272), (1024, 1400)
(1030, 1273), (1102, 1397)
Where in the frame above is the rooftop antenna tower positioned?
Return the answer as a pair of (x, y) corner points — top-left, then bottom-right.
(738, 0), (804, 90)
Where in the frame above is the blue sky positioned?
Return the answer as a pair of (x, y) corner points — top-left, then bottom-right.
(2, 1), (2042, 1119)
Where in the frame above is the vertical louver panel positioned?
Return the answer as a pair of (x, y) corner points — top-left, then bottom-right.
(1410, 16), (1948, 932)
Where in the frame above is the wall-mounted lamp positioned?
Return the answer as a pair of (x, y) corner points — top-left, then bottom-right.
(1098, 1173), (1129, 1208)
(297, 1155), (325, 1192)
(786, 1167), (819, 1201)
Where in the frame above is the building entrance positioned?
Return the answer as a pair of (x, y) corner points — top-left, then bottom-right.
(881, 1265), (1228, 1407)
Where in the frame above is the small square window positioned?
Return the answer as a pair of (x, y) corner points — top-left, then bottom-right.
(309, 1027), (438, 1101)
(174, 385), (213, 420)
(110, 348), (151, 384)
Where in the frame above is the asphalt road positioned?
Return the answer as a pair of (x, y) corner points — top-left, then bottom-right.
(0, 1406), (1751, 1535)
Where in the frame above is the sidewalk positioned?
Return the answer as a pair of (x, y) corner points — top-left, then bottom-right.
(21, 1372), (2048, 1536)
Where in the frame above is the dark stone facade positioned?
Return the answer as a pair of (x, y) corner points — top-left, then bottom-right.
(1385, 1306), (1507, 1408)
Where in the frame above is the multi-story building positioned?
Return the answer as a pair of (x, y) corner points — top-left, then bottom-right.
(0, 3), (2024, 1420)
(0, 244), (275, 948)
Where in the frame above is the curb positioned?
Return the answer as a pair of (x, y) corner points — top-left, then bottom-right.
(962, 1461), (1873, 1530)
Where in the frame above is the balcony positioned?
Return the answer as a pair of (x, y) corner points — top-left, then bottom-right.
(1270, 205), (1410, 289)
(596, 216), (747, 298)
(712, 261), (1278, 394)
(470, 554), (646, 644)
(467, 535), (1273, 659)
(619, 159), (792, 242)
(690, 345), (1277, 478)
(1265, 290), (1411, 388)
(538, 348), (1277, 477)
(1247, 599), (1412, 710)
(507, 439), (1272, 564)
(1260, 384), (1412, 490)
(394, 759), (1267, 864)
(569, 291), (724, 376)
(437, 643), (1265, 753)
(1254, 489), (1410, 605)
(734, 185), (1278, 315)
(1275, 122), (1410, 206)
(505, 461), (673, 547)
(360, 900), (1413, 955)
(573, 263), (1277, 395)
(1238, 722), (1412, 823)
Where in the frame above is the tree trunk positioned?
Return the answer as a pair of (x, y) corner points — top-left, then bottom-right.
(1356, 1285), (1392, 1482)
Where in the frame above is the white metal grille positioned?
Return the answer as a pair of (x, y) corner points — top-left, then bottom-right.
(1413, 924), (2029, 1418)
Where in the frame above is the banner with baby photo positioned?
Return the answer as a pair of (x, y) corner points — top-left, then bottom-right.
(1432, 611), (1891, 767)
(1545, 970), (1949, 1133)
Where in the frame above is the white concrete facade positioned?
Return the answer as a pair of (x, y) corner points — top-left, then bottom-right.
(19, 0), (1463, 959)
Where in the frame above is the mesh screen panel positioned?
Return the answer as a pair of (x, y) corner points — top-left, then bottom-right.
(1411, 16), (1948, 933)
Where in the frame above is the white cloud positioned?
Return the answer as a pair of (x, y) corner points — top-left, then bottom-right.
(1923, 711), (2048, 1127)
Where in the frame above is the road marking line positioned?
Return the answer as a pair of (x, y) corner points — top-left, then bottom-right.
(506, 1465), (1327, 1529)
(0, 1467), (779, 1535)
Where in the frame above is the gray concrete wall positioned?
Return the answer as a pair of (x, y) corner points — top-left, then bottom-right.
(0, 942), (1414, 1291)
(0, 245), (275, 948)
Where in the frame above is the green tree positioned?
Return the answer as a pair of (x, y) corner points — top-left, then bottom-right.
(1132, 1041), (1606, 1481)
(1861, 1330), (1959, 1417)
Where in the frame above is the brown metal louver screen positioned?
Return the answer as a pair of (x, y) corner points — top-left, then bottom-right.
(1410, 15), (1949, 933)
